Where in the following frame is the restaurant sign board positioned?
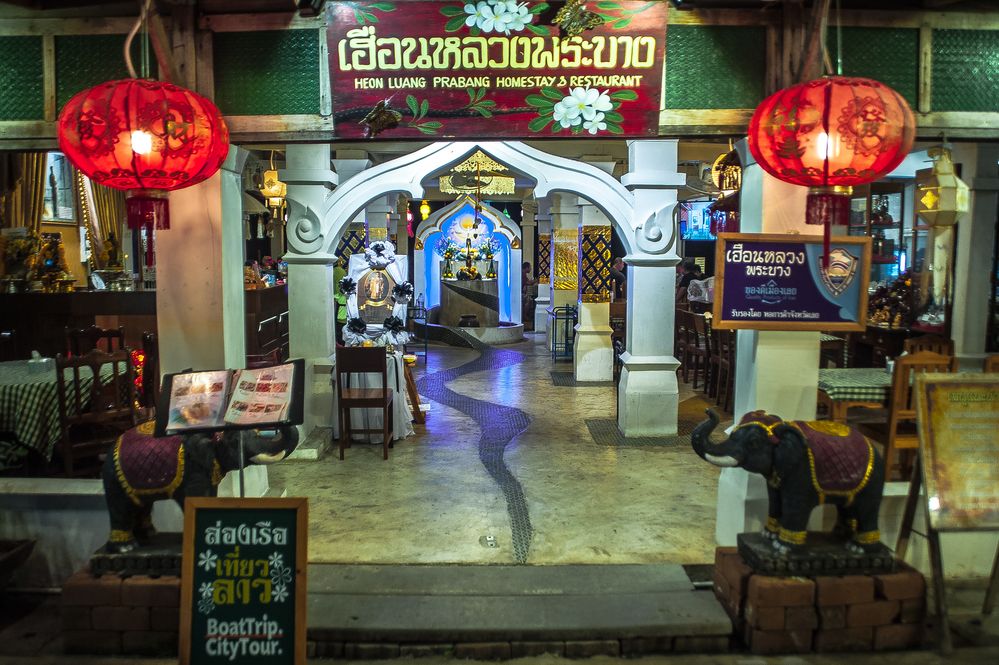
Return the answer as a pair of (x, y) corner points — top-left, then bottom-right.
(180, 497), (308, 665)
(916, 374), (999, 532)
(328, 1), (666, 139)
(713, 233), (872, 331)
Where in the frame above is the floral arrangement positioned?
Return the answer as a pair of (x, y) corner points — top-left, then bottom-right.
(457, 265), (482, 281)
(392, 281), (414, 304)
(364, 241), (397, 269)
(435, 236), (461, 260)
(338, 276), (357, 297)
(479, 236), (500, 259)
(2, 232), (39, 278)
(381, 315), (410, 347)
(29, 234), (70, 282)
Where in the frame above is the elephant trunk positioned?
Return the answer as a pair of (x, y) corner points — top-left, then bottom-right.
(690, 409), (741, 468)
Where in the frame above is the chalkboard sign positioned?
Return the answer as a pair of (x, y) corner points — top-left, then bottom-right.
(713, 233), (871, 331)
(180, 497), (308, 665)
(916, 374), (999, 532)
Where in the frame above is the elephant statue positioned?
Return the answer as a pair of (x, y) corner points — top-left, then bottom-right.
(101, 420), (299, 553)
(691, 409), (885, 555)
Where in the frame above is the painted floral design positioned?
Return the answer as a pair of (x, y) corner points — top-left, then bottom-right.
(405, 95), (442, 135)
(527, 85), (636, 134)
(199, 581), (215, 599)
(271, 563), (293, 586)
(197, 549), (218, 572)
(443, 1), (550, 36)
(273, 582), (289, 603)
(268, 552), (284, 570)
(350, 2), (396, 25)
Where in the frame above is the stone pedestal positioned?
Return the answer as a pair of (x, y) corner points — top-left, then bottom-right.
(574, 302), (613, 382)
(439, 279), (500, 327)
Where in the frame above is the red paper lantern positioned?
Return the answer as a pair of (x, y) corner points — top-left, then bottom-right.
(748, 76), (914, 263)
(58, 79), (229, 261)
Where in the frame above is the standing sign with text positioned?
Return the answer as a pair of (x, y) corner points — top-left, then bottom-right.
(329, 1), (666, 139)
(713, 233), (872, 331)
(180, 497), (308, 665)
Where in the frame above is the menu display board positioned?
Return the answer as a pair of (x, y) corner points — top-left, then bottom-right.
(713, 233), (872, 331)
(180, 497), (308, 665)
(155, 359), (305, 436)
(916, 373), (999, 531)
(328, 1), (667, 139)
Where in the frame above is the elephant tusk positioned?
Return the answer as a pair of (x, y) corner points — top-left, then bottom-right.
(251, 450), (288, 464)
(704, 453), (739, 467)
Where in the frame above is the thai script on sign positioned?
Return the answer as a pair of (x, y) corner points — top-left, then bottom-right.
(745, 265), (792, 278)
(337, 26), (658, 72)
(745, 285), (798, 297)
(726, 243), (806, 266)
(205, 520), (287, 546)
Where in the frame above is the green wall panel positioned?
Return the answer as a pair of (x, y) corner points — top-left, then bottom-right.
(834, 27), (918, 108)
(213, 30), (321, 116)
(0, 36), (44, 121)
(56, 35), (156, 110)
(932, 29), (999, 112)
(665, 25), (765, 109)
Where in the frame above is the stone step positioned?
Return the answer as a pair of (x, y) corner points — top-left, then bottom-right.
(306, 564), (732, 645)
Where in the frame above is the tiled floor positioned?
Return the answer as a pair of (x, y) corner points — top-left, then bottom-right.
(268, 335), (724, 566)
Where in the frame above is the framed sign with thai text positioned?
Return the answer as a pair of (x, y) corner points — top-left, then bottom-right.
(328, 1), (666, 139)
(713, 233), (872, 331)
(916, 374), (999, 532)
(180, 497), (308, 665)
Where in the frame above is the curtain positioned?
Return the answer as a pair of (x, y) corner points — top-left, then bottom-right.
(0, 152), (46, 232)
(90, 178), (125, 245)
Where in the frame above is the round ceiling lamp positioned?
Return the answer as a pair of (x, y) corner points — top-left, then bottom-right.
(748, 76), (915, 264)
(58, 78), (229, 233)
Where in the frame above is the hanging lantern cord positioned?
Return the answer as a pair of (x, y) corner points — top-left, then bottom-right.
(123, 0), (153, 79)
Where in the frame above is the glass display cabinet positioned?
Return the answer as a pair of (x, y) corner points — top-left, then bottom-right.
(848, 182), (908, 286)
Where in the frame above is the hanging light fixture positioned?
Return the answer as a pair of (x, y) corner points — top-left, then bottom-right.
(419, 199), (431, 220)
(917, 147), (968, 227)
(259, 150), (287, 222)
(56, 0), (228, 264)
(748, 77), (914, 265)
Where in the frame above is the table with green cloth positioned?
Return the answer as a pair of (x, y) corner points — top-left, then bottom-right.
(0, 360), (114, 470)
(817, 367), (892, 421)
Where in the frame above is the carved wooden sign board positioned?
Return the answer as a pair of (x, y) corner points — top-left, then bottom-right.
(180, 497), (308, 665)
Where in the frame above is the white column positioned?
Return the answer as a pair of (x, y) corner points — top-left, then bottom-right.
(715, 138), (817, 545)
(158, 146), (249, 375)
(617, 139), (683, 437)
(574, 203), (613, 382)
(282, 144), (338, 440)
(394, 198), (410, 272)
(951, 143), (998, 369)
(534, 200), (552, 333)
(365, 195), (394, 245)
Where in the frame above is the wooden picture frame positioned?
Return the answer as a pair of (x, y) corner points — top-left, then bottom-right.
(712, 233), (872, 331)
(178, 497), (309, 665)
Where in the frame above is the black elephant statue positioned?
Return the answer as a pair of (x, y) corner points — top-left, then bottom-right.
(691, 409), (885, 555)
(101, 421), (299, 553)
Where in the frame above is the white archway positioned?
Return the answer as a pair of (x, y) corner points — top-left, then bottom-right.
(285, 141), (638, 260)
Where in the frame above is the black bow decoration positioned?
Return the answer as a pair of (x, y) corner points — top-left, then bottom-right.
(370, 241), (386, 256)
(346, 317), (367, 334)
(392, 281), (414, 302)
(338, 276), (357, 296)
(382, 316), (406, 334)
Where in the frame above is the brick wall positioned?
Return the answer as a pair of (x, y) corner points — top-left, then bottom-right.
(714, 547), (927, 655)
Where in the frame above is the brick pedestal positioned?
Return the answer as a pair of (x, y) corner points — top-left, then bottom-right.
(61, 568), (181, 656)
(714, 547), (926, 655)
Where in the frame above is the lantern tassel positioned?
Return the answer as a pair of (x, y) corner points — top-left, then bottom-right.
(806, 186), (852, 269)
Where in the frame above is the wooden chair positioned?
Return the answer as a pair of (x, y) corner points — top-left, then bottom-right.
(858, 351), (957, 482)
(903, 334), (954, 357)
(55, 348), (138, 477)
(65, 325), (125, 356)
(334, 346), (394, 461)
(984, 355), (999, 373)
(683, 312), (711, 391)
(674, 309), (689, 366)
(710, 328), (736, 413)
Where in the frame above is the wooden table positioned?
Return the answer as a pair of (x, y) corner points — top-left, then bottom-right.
(817, 367), (893, 422)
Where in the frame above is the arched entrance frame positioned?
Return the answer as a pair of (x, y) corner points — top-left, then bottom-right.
(414, 195), (523, 322)
(282, 140), (684, 438)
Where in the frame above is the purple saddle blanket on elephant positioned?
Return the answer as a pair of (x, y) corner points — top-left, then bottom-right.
(793, 420), (872, 493)
(113, 421), (185, 494)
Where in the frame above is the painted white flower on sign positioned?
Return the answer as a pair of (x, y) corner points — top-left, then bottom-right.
(198, 582), (214, 599)
(273, 582), (289, 603)
(271, 564), (293, 586)
(553, 100), (582, 129)
(464, 0), (532, 35)
(197, 549), (217, 573)
(584, 112), (607, 135)
(268, 552), (284, 570)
